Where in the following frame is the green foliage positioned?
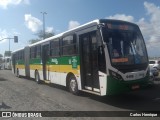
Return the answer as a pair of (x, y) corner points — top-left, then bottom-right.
(36, 30), (54, 39)
(28, 39), (40, 44)
(28, 30), (54, 44)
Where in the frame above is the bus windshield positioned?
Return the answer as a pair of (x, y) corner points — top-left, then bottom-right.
(102, 24), (148, 67)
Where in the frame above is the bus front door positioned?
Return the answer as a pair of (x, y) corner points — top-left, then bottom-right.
(42, 44), (49, 80)
(80, 31), (100, 91)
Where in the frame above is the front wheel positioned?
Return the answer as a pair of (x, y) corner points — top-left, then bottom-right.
(35, 71), (41, 84)
(69, 76), (79, 95)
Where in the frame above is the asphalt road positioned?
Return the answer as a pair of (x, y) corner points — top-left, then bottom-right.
(0, 70), (160, 120)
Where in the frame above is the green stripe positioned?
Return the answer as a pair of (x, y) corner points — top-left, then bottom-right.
(106, 75), (149, 95)
(29, 58), (41, 64)
(29, 56), (80, 65)
(17, 60), (25, 65)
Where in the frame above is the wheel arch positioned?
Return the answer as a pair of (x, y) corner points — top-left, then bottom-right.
(66, 72), (75, 88)
(34, 69), (41, 84)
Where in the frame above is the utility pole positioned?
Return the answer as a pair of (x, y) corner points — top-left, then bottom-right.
(0, 36), (18, 56)
(9, 38), (10, 52)
(41, 12), (47, 40)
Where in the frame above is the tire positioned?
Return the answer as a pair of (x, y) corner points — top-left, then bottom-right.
(69, 76), (79, 95)
(35, 71), (41, 84)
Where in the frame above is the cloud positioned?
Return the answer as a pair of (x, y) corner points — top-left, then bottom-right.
(24, 14), (42, 32)
(106, 2), (160, 56)
(0, 0), (30, 9)
(0, 29), (8, 43)
(68, 21), (80, 30)
(46, 27), (54, 33)
(23, 0), (30, 5)
(0, 29), (20, 44)
(106, 14), (134, 22)
(11, 28), (21, 36)
(139, 2), (160, 50)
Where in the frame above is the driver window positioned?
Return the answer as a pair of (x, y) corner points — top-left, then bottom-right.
(97, 31), (106, 73)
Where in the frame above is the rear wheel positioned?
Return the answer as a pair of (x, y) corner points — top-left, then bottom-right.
(35, 71), (41, 84)
(69, 76), (79, 95)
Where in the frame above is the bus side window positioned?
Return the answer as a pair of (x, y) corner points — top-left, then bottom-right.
(50, 39), (60, 57)
(62, 35), (76, 56)
(35, 45), (41, 58)
(30, 47), (36, 59)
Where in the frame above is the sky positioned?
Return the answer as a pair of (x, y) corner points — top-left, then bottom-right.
(0, 0), (160, 57)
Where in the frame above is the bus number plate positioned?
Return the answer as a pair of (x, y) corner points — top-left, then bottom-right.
(132, 85), (140, 90)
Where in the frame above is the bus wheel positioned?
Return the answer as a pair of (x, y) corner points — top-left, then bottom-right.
(35, 71), (41, 84)
(69, 76), (79, 95)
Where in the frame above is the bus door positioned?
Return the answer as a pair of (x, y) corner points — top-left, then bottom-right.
(24, 46), (30, 77)
(42, 44), (50, 80)
(80, 31), (100, 91)
(12, 54), (16, 73)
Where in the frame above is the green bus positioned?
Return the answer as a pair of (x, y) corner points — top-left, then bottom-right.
(12, 19), (149, 95)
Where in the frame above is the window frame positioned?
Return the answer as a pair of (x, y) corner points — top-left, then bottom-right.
(61, 34), (77, 56)
(50, 38), (60, 57)
(35, 45), (41, 58)
(30, 46), (36, 59)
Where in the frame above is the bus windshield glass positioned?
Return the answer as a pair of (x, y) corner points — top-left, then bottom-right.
(102, 23), (148, 66)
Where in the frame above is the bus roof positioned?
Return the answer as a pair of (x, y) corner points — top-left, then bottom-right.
(29, 19), (100, 47)
(12, 47), (25, 53)
(12, 19), (138, 53)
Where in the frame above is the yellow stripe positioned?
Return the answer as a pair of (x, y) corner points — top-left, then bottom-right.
(16, 65), (25, 69)
(30, 65), (42, 70)
(29, 64), (80, 75)
(50, 65), (80, 74)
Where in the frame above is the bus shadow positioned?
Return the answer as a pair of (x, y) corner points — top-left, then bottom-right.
(0, 102), (12, 109)
(81, 84), (160, 111)
(20, 76), (68, 91)
(20, 76), (160, 111)
(48, 83), (68, 91)
(0, 77), (8, 81)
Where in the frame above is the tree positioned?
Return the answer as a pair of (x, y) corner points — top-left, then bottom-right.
(36, 30), (54, 40)
(28, 39), (40, 44)
(28, 30), (54, 44)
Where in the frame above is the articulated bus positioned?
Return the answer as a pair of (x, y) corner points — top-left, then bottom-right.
(12, 19), (149, 95)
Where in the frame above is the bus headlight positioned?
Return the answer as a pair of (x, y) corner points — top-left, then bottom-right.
(109, 70), (123, 81)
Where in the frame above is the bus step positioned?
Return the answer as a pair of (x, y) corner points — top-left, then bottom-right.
(44, 80), (51, 84)
(81, 89), (101, 96)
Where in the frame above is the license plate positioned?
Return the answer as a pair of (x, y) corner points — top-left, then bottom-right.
(132, 85), (140, 90)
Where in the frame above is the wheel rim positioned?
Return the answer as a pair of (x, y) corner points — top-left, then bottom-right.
(70, 78), (77, 92)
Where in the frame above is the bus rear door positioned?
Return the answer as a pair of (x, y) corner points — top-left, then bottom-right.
(42, 44), (50, 80)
